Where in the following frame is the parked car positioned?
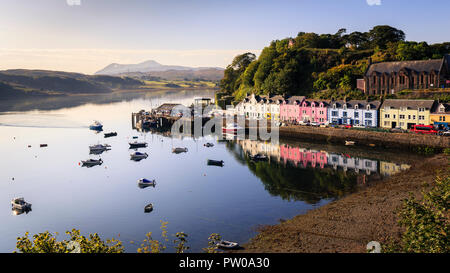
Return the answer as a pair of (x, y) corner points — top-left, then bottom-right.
(410, 125), (438, 135)
(390, 127), (405, 133)
(354, 124), (365, 129)
(343, 124), (353, 129)
(310, 122), (320, 127)
(439, 130), (450, 136)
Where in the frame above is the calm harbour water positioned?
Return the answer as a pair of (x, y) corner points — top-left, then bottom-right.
(0, 90), (418, 252)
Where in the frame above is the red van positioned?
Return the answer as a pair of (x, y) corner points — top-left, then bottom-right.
(410, 125), (438, 135)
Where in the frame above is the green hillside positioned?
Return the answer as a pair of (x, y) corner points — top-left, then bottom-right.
(218, 25), (450, 105)
(0, 69), (143, 99)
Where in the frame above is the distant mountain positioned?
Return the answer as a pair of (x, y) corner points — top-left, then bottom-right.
(95, 60), (224, 81)
(0, 69), (143, 99)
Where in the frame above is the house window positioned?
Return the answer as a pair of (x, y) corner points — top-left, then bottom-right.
(365, 113), (372, 119)
(343, 112), (347, 117)
(399, 122), (404, 127)
(385, 114), (390, 118)
(355, 105), (359, 110)
(413, 115), (416, 120)
(384, 121), (390, 126)
(419, 116), (425, 120)
(419, 108), (425, 112)
(354, 112), (359, 118)
(400, 115), (405, 119)
(408, 115), (411, 120)
(332, 111), (338, 117)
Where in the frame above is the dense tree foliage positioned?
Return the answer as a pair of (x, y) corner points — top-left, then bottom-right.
(219, 25), (449, 103)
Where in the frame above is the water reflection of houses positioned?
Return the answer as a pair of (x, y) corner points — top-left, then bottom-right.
(235, 139), (411, 178)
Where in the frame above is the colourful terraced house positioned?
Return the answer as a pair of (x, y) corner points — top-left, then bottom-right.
(380, 99), (435, 130)
(430, 102), (450, 130)
(299, 99), (330, 124)
(328, 100), (381, 127)
(280, 96), (305, 123)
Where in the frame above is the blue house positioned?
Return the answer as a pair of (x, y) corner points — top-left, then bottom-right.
(328, 100), (381, 127)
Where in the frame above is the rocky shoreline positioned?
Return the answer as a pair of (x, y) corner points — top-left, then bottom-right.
(236, 154), (448, 253)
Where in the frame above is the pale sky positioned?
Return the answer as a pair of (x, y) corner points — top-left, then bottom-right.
(0, 0), (449, 74)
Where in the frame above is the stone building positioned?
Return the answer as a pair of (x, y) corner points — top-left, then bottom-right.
(360, 54), (450, 95)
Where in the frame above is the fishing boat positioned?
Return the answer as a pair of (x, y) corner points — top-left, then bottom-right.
(207, 159), (224, 167)
(249, 154), (268, 161)
(144, 203), (153, 213)
(81, 159), (103, 167)
(345, 141), (356, 146)
(129, 142), (148, 149)
(104, 132), (117, 138)
(138, 178), (156, 187)
(11, 198), (32, 211)
(89, 121), (103, 131)
(222, 123), (244, 135)
(130, 152), (148, 161)
(172, 147), (188, 154)
(40, 144), (48, 148)
(217, 240), (239, 249)
(204, 143), (214, 147)
(89, 144), (111, 153)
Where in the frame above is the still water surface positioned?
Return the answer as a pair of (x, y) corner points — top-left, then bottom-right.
(0, 90), (418, 252)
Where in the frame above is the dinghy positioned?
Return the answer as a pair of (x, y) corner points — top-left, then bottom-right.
(104, 132), (117, 138)
(204, 143), (214, 147)
(207, 159), (224, 167)
(81, 159), (103, 167)
(130, 152), (148, 161)
(345, 141), (355, 146)
(89, 144), (111, 153)
(11, 198), (32, 211)
(129, 142), (148, 149)
(138, 178), (156, 187)
(217, 240), (239, 249)
(172, 147), (188, 154)
(144, 203), (153, 213)
(89, 121), (103, 131)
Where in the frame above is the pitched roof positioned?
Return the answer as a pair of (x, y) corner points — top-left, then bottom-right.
(382, 99), (435, 109)
(285, 96), (305, 105)
(431, 102), (450, 114)
(330, 100), (381, 110)
(365, 59), (443, 76)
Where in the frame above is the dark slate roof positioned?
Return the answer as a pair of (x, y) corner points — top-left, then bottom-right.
(365, 59), (443, 76)
(382, 99), (435, 110)
(330, 100), (381, 110)
(285, 96), (305, 105)
(303, 99), (331, 107)
(431, 103), (450, 114)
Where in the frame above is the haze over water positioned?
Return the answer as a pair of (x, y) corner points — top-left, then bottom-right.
(0, 90), (417, 252)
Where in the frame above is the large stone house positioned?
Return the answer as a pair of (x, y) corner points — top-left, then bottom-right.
(379, 99), (435, 130)
(328, 100), (381, 127)
(360, 54), (450, 95)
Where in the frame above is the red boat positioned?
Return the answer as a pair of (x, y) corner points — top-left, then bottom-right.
(222, 124), (244, 134)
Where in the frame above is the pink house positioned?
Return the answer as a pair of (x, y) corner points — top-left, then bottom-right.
(280, 145), (328, 169)
(280, 96), (305, 123)
(299, 100), (330, 124)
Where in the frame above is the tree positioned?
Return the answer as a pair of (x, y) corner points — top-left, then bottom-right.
(368, 25), (405, 49)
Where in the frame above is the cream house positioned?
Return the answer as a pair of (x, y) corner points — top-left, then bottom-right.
(380, 99), (435, 130)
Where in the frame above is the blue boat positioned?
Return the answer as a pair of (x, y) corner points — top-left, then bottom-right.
(89, 121), (103, 131)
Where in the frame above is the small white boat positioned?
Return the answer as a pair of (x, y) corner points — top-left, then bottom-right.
(222, 123), (244, 135)
(130, 152), (148, 160)
(11, 198), (32, 210)
(204, 143), (214, 147)
(89, 121), (103, 131)
(144, 203), (153, 213)
(217, 240), (239, 249)
(345, 141), (356, 146)
(138, 178), (156, 187)
(172, 147), (188, 153)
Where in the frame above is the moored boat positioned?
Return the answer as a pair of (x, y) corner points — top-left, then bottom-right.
(81, 159), (103, 167)
(89, 144), (111, 153)
(204, 143), (214, 147)
(89, 121), (103, 131)
(144, 203), (153, 213)
(217, 240), (239, 249)
(222, 123), (244, 135)
(172, 147), (188, 154)
(104, 132), (117, 138)
(130, 152), (148, 161)
(129, 141), (148, 149)
(207, 159), (224, 167)
(138, 178), (156, 187)
(11, 198), (32, 211)
(345, 141), (356, 146)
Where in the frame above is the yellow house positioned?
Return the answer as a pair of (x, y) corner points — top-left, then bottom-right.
(380, 99), (435, 130)
(430, 103), (450, 129)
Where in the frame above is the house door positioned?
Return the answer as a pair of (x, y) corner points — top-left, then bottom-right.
(391, 122), (397, 128)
